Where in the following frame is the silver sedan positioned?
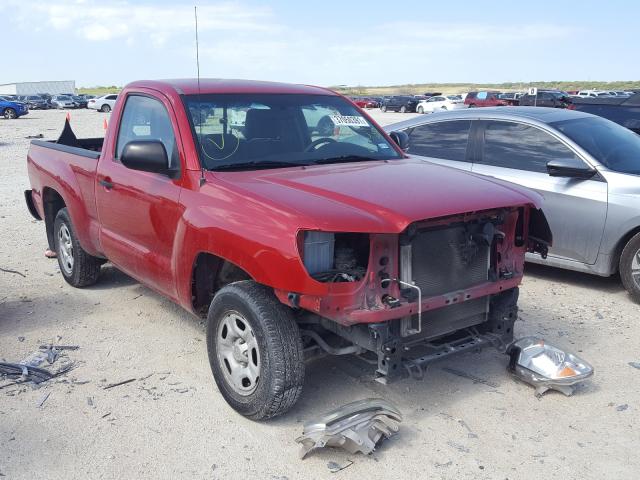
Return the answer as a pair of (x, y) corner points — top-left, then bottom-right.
(386, 107), (640, 302)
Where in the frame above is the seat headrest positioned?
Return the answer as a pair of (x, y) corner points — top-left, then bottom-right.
(244, 109), (281, 140)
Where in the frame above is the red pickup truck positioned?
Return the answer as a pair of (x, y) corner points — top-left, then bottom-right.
(25, 79), (551, 419)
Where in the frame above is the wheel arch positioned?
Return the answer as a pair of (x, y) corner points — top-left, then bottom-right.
(613, 224), (640, 272)
(190, 251), (253, 316)
(42, 187), (67, 250)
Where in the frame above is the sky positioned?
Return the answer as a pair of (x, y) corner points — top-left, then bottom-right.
(1, 0), (639, 88)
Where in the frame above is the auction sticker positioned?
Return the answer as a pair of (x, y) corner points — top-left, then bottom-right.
(329, 115), (369, 127)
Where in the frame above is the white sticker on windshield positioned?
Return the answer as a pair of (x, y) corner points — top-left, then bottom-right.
(329, 115), (369, 127)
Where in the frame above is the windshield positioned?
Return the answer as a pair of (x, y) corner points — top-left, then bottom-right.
(552, 116), (640, 174)
(183, 93), (401, 170)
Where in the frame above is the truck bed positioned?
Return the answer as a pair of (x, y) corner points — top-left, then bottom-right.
(27, 135), (105, 258)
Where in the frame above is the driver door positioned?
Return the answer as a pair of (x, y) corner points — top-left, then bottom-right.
(95, 92), (185, 298)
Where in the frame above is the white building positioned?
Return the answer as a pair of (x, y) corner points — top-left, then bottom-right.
(0, 80), (76, 95)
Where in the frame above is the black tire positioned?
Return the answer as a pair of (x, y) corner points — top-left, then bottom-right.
(53, 208), (101, 287)
(206, 281), (304, 420)
(619, 232), (640, 303)
(100, 104), (111, 113)
(469, 103), (477, 108)
(400, 105), (407, 113)
(381, 105), (387, 113)
(417, 106), (424, 114)
(4, 108), (17, 119)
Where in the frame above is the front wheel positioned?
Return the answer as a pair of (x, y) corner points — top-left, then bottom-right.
(206, 281), (304, 420)
(381, 105), (387, 112)
(619, 232), (640, 303)
(399, 105), (407, 113)
(3, 108), (16, 119)
(417, 106), (424, 114)
(54, 208), (101, 287)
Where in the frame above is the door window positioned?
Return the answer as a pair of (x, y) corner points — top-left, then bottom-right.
(481, 121), (581, 173)
(409, 121), (471, 161)
(116, 95), (178, 168)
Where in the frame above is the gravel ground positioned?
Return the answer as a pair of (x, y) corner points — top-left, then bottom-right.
(1, 108), (638, 479)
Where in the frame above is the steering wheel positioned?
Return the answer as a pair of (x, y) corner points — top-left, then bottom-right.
(305, 137), (337, 152)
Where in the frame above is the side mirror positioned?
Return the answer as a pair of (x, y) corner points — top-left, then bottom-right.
(121, 140), (176, 177)
(389, 130), (409, 152)
(546, 159), (596, 179)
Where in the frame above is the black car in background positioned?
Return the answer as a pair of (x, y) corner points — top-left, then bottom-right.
(72, 95), (88, 108)
(18, 95), (50, 109)
(519, 90), (572, 108)
(380, 95), (419, 113)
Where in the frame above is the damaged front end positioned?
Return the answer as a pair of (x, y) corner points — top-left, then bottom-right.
(286, 206), (552, 383)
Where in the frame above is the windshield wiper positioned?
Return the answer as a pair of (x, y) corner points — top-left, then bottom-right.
(311, 155), (379, 165)
(212, 160), (303, 171)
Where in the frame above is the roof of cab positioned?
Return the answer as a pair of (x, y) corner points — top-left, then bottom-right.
(125, 78), (338, 96)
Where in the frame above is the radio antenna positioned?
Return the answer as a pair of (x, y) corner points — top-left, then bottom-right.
(194, 5), (206, 186)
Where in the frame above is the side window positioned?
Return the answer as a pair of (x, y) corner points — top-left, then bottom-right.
(477, 92), (488, 100)
(482, 121), (581, 173)
(106, 95), (117, 100)
(116, 95), (178, 168)
(409, 121), (471, 162)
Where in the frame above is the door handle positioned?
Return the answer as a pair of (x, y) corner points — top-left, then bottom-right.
(99, 178), (114, 190)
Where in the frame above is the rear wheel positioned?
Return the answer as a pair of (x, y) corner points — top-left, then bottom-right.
(100, 104), (111, 113)
(381, 105), (387, 112)
(3, 108), (17, 119)
(206, 281), (304, 419)
(417, 106), (424, 114)
(400, 105), (407, 113)
(620, 232), (640, 303)
(468, 103), (477, 108)
(54, 208), (101, 287)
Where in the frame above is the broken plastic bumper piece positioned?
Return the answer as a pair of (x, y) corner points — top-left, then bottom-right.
(296, 398), (402, 459)
(508, 337), (594, 397)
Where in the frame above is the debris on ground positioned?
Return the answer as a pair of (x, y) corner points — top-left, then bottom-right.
(507, 337), (594, 397)
(103, 378), (136, 390)
(327, 460), (353, 473)
(296, 398), (402, 459)
(628, 362), (640, 370)
(0, 344), (77, 390)
(0, 267), (26, 277)
(38, 391), (51, 408)
(616, 404), (629, 412)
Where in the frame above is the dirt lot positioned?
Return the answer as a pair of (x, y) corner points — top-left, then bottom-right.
(1, 108), (638, 480)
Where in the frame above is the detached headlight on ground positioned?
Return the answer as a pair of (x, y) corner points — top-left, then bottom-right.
(508, 337), (594, 397)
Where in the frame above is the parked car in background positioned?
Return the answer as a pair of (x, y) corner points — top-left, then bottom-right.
(416, 95), (467, 113)
(498, 92), (523, 102)
(380, 95), (419, 113)
(518, 90), (572, 108)
(50, 95), (77, 109)
(571, 92), (640, 134)
(577, 90), (611, 98)
(351, 97), (379, 108)
(0, 96), (29, 118)
(88, 94), (118, 112)
(386, 107), (640, 301)
(465, 91), (510, 107)
(71, 95), (88, 108)
(19, 95), (49, 109)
